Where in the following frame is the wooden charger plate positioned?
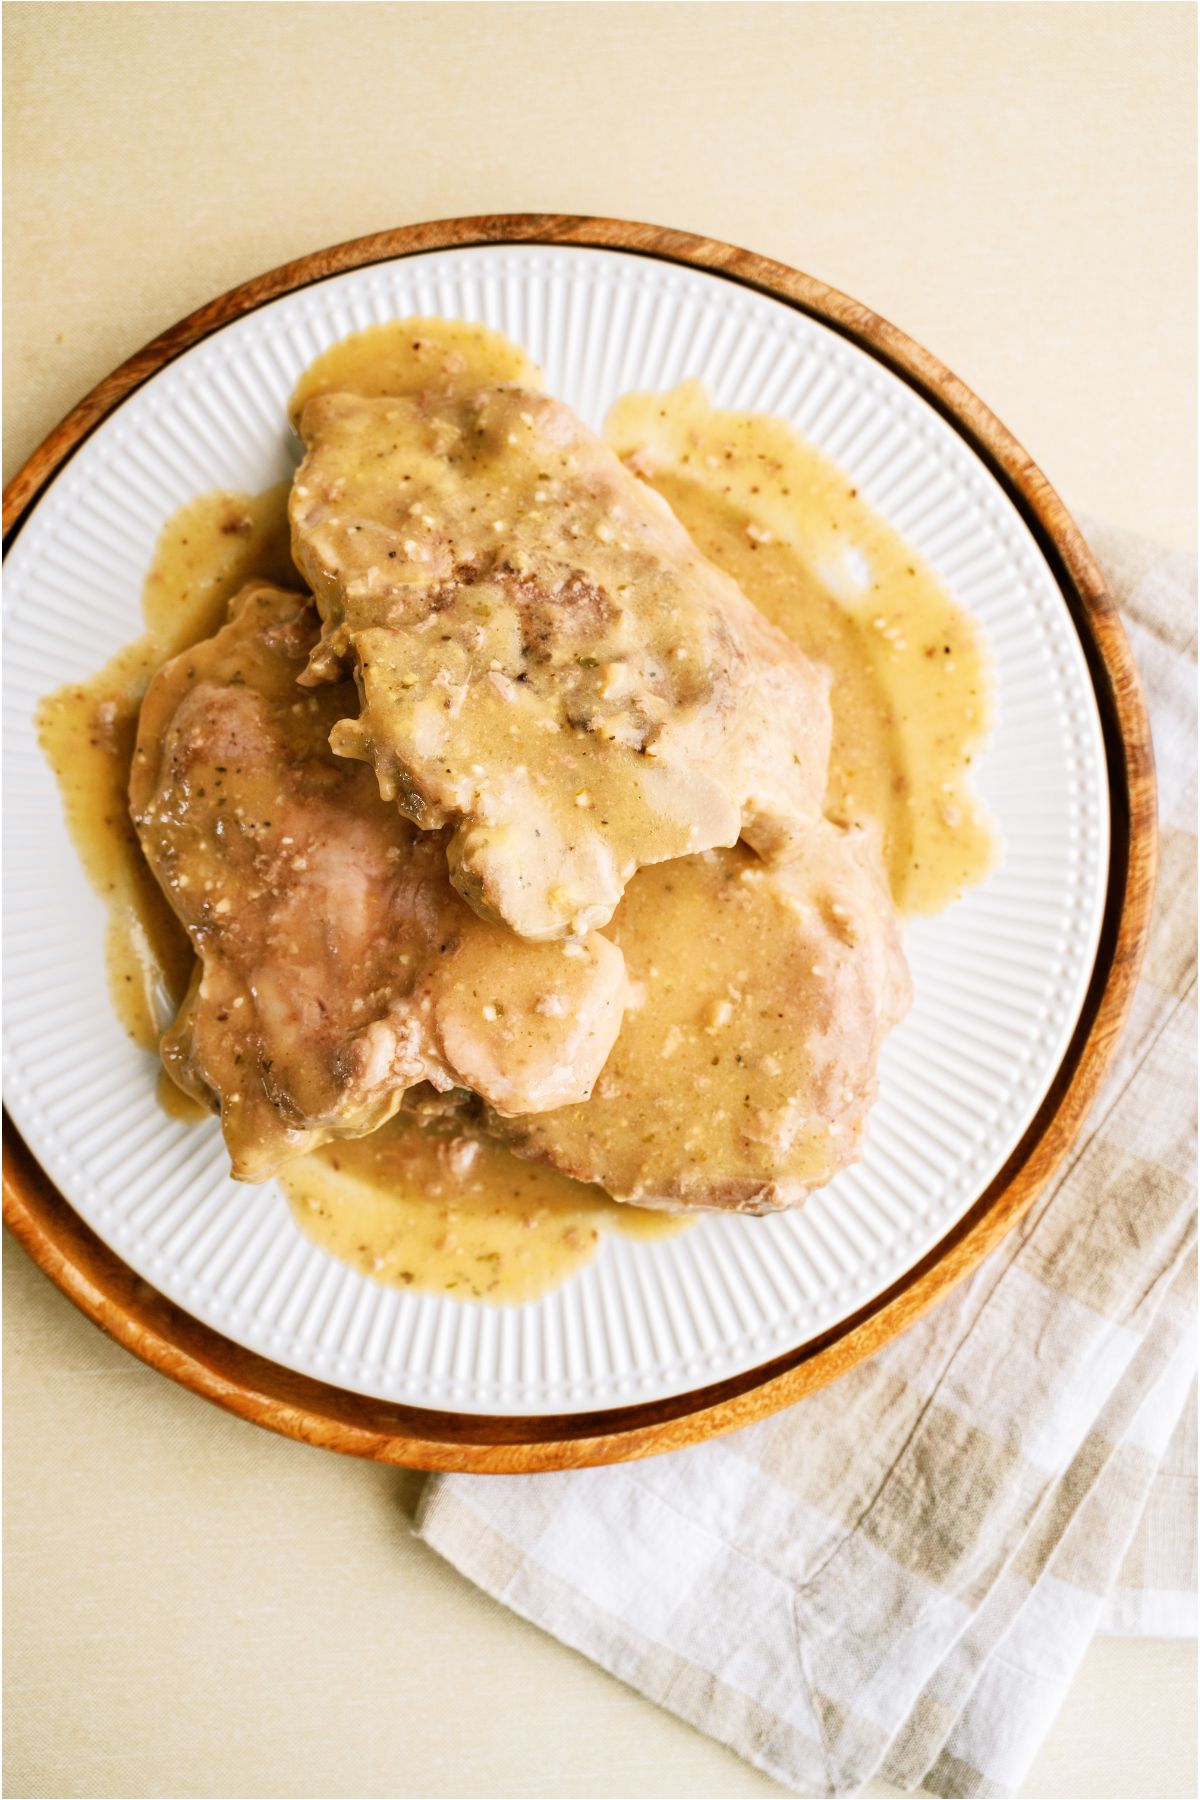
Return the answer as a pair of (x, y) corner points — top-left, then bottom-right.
(2, 215), (1156, 1472)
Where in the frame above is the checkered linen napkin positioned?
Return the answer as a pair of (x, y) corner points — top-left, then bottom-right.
(417, 523), (1197, 1799)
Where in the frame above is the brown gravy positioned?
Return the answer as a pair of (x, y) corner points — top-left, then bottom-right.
(289, 315), (540, 425)
(279, 1115), (683, 1304)
(41, 317), (994, 1304)
(607, 382), (995, 915)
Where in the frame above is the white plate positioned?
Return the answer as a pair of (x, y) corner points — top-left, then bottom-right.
(3, 245), (1109, 1415)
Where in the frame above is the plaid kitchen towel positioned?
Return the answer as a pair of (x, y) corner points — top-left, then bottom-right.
(417, 523), (1197, 1799)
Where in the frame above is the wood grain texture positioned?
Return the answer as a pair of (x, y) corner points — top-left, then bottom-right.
(2, 215), (1158, 1472)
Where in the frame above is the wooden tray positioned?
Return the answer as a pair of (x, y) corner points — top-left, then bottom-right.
(2, 215), (1157, 1472)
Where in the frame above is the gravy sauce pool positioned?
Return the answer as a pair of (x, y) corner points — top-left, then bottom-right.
(289, 315), (540, 422)
(279, 1115), (683, 1304)
(40, 317), (993, 1303)
(607, 382), (995, 915)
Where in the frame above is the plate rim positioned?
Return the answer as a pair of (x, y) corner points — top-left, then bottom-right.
(2, 212), (1157, 1472)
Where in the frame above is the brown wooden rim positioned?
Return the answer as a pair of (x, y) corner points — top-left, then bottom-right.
(3, 214), (1157, 1472)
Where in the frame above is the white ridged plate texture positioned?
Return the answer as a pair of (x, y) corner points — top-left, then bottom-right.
(4, 246), (1109, 1415)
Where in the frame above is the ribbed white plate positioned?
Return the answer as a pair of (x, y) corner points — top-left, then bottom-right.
(4, 245), (1109, 1415)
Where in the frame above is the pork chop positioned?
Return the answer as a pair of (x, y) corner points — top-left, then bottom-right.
(130, 583), (627, 1181)
(485, 822), (911, 1213)
(289, 385), (832, 940)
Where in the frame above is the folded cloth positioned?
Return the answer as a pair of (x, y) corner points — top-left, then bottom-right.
(417, 523), (1197, 1800)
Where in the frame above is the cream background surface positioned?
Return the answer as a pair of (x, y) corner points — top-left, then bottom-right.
(3, 5), (1195, 1798)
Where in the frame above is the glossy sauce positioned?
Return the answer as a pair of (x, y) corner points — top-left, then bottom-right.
(607, 382), (996, 914)
(279, 1114), (683, 1303)
(41, 316), (993, 1305)
(289, 315), (540, 424)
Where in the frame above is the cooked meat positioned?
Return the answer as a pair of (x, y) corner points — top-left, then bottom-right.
(483, 823), (911, 1213)
(130, 583), (627, 1181)
(289, 385), (832, 941)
